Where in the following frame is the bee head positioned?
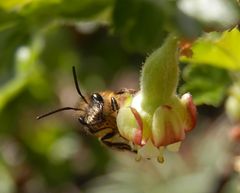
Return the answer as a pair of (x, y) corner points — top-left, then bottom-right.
(78, 92), (105, 126)
(37, 67), (116, 132)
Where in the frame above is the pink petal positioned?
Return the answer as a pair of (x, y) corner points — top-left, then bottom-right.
(181, 93), (197, 131)
(152, 105), (185, 147)
(130, 107), (144, 145)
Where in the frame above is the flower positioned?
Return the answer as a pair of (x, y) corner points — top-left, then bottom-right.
(116, 34), (197, 162)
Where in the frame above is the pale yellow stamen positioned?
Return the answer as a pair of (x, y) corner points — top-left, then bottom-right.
(157, 156), (164, 163)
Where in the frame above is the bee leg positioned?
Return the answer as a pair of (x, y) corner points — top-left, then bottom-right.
(100, 132), (136, 153)
(103, 141), (134, 152)
(101, 132), (115, 141)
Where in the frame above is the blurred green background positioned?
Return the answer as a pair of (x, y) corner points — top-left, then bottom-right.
(0, 0), (240, 193)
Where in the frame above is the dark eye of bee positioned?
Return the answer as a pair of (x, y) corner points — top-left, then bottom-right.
(91, 93), (104, 103)
(78, 117), (87, 125)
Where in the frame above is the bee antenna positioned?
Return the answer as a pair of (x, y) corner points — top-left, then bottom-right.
(72, 66), (88, 104)
(36, 107), (83, 120)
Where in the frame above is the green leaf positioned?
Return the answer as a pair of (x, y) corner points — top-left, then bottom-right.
(179, 65), (231, 106)
(181, 28), (240, 70)
(0, 0), (35, 10)
(0, 0), (114, 32)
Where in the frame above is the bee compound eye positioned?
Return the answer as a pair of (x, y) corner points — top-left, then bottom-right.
(92, 93), (104, 103)
(78, 117), (87, 125)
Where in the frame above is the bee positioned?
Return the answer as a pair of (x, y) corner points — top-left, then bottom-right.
(37, 67), (137, 153)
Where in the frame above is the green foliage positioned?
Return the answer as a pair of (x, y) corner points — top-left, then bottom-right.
(0, 162), (15, 193)
(112, 0), (168, 52)
(0, 0), (113, 23)
(0, 35), (43, 110)
(181, 28), (240, 70)
(180, 65), (231, 106)
(180, 28), (240, 106)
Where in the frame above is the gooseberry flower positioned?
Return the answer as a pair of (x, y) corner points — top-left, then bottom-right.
(116, 34), (197, 162)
